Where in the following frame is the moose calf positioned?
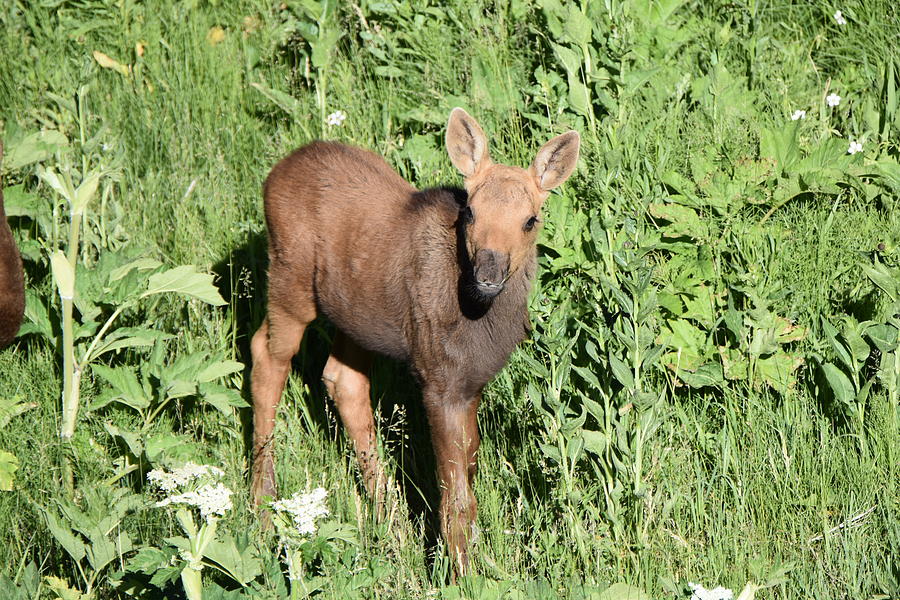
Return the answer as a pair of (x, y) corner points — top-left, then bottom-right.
(251, 109), (579, 572)
(0, 143), (25, 349)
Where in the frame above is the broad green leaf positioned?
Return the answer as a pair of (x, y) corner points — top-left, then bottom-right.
(677, 363), (725, 388)
(93, 365), (151, 411)
(597, 582), (651, 600)
(609, 352), (634, 389)
(552, 43), (581, 78)
(197, 360), (244, 383)
(202, 533), (262, 585)
(108, 258), (164, 282)
(0, 449), (18, 491)
(41, 510), (87, 562)
(50, 251), (75, 300)
(143, 265), (226, 305)
(820, 362), (855, 406)
(104, 423), (144, 459)
(199, 383), (249, 415)
(756, 352), (802, 394)
(867, 323), (898, 353)
(581, 429), (608, 456)
(3, 130), (68, 171)
(43, 575), (87, 600)
(759, 121), (800, 175)
(567, 78), (592, 119)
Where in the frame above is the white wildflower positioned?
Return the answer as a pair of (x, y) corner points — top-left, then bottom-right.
(826, 93), (841, 107)
(790, 109), (806, 120)
(848, 140), (863, 154)
(147, 462), (224, 492)
(688, 582), (734, 600)
(834, 10), (847, 25)
(156, 482), (234, 521)
(326, 110), (347, 126)
(271, 487), (329, 535)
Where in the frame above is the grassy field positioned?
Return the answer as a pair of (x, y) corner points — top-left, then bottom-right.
(1, 0), (899, 598)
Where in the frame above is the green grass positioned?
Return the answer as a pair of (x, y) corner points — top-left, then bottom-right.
(1, 0), (899, 598)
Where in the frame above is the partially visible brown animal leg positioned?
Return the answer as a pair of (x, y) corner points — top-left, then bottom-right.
(250, 309), (308, 512)
(425, 390), (481, 577)
(323, 333), (384, 506)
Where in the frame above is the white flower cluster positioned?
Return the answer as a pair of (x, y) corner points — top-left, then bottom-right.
(271, 487), (329, 535)
(834, 10), (847, 25)
(326, 110), (347, 126)
(157, 483), (234, 521)
(790, 109), (806, 121)
(826, 93), (841, 107)
(147, 463), (233, 522)
(848, 140), (863, 154)
(147, 462), (224, 492)
(688, 582), (733, 600)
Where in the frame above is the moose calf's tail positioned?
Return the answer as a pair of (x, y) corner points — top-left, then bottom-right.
(0, 142), (25, 349)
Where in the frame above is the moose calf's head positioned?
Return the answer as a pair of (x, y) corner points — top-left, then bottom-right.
(446, 108), (580, 301)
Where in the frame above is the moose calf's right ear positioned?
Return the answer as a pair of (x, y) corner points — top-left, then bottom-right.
(530, 131), (580, 191)
(446, 107), (491, 178)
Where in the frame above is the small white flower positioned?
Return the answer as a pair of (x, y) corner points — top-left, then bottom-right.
(826, 93), (841, 107)
(326, 110), (347, 126)
(834, 10), (847, 25)
(790, 109), (806, 120)
(156, 482), (234, 521)
(147, 462), (225, 492)
(848, 140), (863, 154)
(689, 582), (734, 600)
(271, 487), (330, 535)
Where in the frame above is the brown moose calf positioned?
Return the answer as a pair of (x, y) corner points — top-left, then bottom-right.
(0, 143), (25, 349)
(250, 108), (579, 572)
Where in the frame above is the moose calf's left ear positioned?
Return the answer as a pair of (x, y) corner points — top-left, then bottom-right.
(530, 131), (580, 191)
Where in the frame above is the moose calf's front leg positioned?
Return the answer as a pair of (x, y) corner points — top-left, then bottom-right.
(426, 392), (481, 575)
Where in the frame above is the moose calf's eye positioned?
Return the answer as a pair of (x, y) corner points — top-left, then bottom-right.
(463, 206), (474, 224)
(523, 216), (539, 232)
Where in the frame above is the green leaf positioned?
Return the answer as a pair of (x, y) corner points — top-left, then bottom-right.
(198, 383), (249, 415)
(597, 582), (651, 600)
(0, 450), (19, 491)
(609, 352), (634, 389)
(202, 532), (262, 585)
(93, 365), (151, 411)
(821, 362), (855, 406)
(50, 251), (75, 300)
(44, 575), (87, 600)
(72, 172), (101, 216)
(3, 130), (68, 171)
(867, 323), (898, 353)
(143, 265), (226, 305)
(756, 353), (802, 394)
(581, 429), (608, 456)
(250, 82), (301, 116)
(41, 509), (87, 563)
(197, 360), (244, 383)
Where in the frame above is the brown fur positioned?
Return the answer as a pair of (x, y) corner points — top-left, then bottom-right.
(251, 109), (579, 574)
(0, 143), (25, 349)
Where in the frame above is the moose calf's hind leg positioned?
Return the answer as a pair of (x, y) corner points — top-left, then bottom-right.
(323, 333), (385, 508)
(250, 314), (307, 510)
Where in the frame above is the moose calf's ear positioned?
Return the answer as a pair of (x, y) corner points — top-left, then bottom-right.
(446, 108), (491, 177)
(530, 131), (580, 191)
